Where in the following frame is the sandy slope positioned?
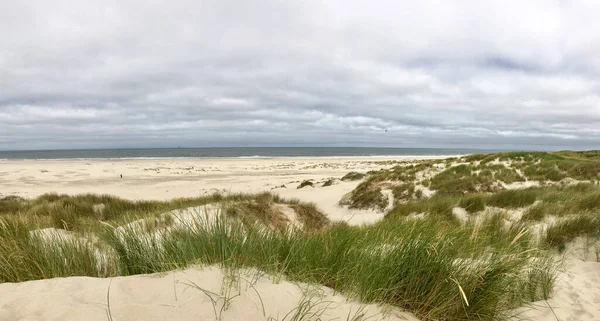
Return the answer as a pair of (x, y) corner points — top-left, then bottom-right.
(0, 266), (419, 321)
(511, 259), (600, 321)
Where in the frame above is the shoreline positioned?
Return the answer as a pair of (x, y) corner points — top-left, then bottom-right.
(0, 154), (463, 162)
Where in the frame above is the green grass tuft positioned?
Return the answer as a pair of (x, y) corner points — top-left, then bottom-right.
(544, 215), (600, 250)
(339, 181), (388, 211)
(290, 203), (330, 230)
(575, 192), (600, 211)
(459, 194), (486, 213)
(486, 189), (537, 209)
(521, 203), (547, 221)
(341, 172), (366, 181)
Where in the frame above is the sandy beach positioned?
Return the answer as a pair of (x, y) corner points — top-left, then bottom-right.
(0, 156), (450, 225)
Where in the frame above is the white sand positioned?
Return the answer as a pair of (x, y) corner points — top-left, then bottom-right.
(0, 266), (419, 321)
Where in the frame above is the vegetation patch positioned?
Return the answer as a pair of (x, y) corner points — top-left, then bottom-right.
(297, 180), (314, 189)
(339, 181), (388, 211)
(430, 164), (495, 195)
(290, 203), (330, 230)
(341, 172), (366, 181)
(459, 194), (486, 213)
(321, 178), (336, 187)
(575, 191), (600, 212)
(386, 195), (458, 223)
(224, 201), (289, 230)
(486, 189), (537, 209)
(544, 215), (600, 250)
(391, 183), (417, 202)
(0, 211), (556, 321)
(521, 203), (547, 221)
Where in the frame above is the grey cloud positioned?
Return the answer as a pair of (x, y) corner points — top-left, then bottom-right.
(2, 0), (600, 150)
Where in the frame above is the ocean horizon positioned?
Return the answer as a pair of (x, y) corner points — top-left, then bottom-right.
(0, 147), (495, 161)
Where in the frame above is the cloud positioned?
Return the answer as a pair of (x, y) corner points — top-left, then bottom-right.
(1, 0), (600, 150)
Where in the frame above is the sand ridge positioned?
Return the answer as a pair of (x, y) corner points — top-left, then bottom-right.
(0, 266), (419, 321)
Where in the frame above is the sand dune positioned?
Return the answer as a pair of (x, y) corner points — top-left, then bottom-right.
(0, 266), (419, 321)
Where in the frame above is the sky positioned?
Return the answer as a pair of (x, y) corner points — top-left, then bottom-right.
(1, 0), (600, 151)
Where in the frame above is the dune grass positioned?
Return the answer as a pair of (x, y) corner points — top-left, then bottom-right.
(321, 178), (336, 187)
(391, 183), (418, 202)
(297, 180), (314, 189)
(339, 181), (388, 211)
(0, 191), (558, 320)
(458, 194), (486, 213)
(290, 203), (330, 230)
(544, 214), (600, 250)
(386, 195), (458, 223)
(0, 192), (317, 233)
(430, 164), (495, 195)
(340, 150), (600, 221)
(486, 189), (537, 209)
(341, 172), (366, 181)
(521, 203), (547, 221)
(99, 214), (556, 320)
(0, 216), (115, 283)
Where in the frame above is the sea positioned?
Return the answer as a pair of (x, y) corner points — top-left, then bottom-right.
(0, 147), (491, 161)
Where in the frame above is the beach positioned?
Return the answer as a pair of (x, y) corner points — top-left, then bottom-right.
(0, 155), (447, 321)
(0, 156), (450, 224)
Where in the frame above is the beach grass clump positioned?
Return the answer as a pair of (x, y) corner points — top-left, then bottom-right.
(0, 216), (115, 283)
(297, 180), (314, 189)
(521, 203), (548, 221)
(99, 213), (556, 320)
(341, 172), (366, 181)
(575, 191), (600, 212)
(386, 195), (458, 223)
(0, 196), (25, 214)
(391, 183), (417, 202)
(289, 203), (330, 230)
(321, 178), (336, 187)
(560, 160), (600, 181)
(4, 193), (171, 226)
(339, 180), (388, 211)
(224, 199), (289, 230)
(556, 150), (600, 160)
(486, 189), (537, 209)
(544, 214), (600, 250)
(430, 164), (496, 195)
(521, 162), (566, 182)
(486, 165), (524, 184)
(458, 194), (486, 213)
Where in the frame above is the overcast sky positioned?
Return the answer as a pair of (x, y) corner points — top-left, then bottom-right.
(1, 0), (600, 151)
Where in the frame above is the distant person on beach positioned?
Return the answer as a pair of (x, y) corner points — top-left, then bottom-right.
(120, 174), (122, 178)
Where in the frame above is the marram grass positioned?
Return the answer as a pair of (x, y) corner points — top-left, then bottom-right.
(0, 207), (558, 321)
